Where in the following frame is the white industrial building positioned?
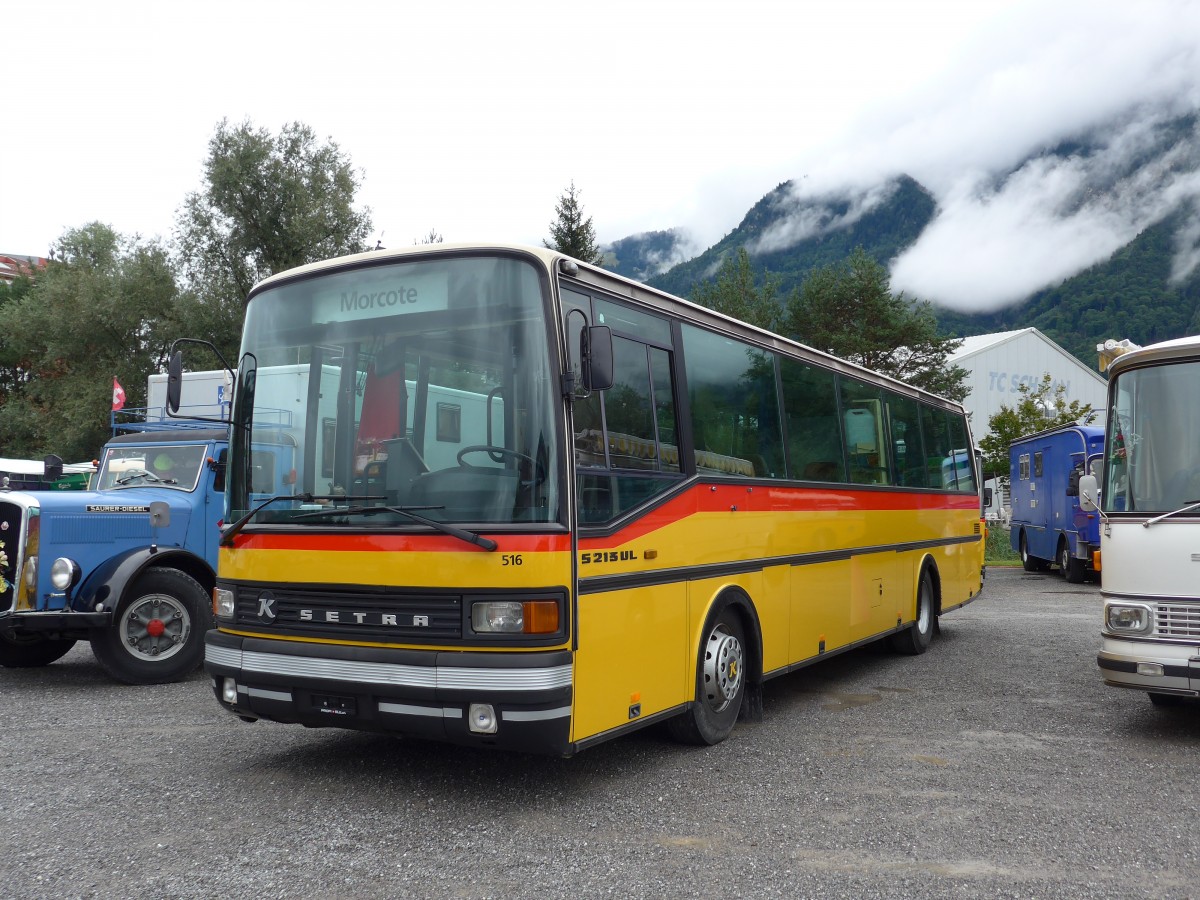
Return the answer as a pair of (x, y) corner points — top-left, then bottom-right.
(947, 328), (1109, 518)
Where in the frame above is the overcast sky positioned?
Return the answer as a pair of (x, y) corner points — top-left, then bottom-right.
(4, 0), (1199, 313)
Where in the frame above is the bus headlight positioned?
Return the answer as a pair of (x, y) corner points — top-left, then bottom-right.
(1105, 603), (1153, 635)
(214, 588), (236, 619)
(470, 600), (559, 634)
(50, 558), (81, 592)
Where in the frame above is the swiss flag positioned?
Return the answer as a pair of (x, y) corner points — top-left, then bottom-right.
(112, 377), (126, 411)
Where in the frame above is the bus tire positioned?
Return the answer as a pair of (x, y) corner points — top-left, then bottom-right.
(1019, 532), (1046, 572)
(0, 632), (76, 668)
(1058, 539), (1085, 584)
(667, 605), (747, 746)
(890, 566), (934, 655)
(90, 568), (212, 685)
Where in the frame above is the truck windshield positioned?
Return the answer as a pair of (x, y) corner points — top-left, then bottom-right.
(227, 253), (562, 529)
(1103, 359), (1200, 513)
(96, 444), (208, 491)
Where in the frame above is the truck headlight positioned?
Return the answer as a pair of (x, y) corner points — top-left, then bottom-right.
(50, 558), (81, 592)
(1105, 603), (1152, 635)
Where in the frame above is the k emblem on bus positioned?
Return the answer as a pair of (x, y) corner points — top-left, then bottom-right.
(257, 591), (277, 623)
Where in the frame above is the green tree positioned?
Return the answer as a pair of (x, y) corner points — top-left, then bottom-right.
(174, 118), (373, 363)
(978, 373), (1097, 485)
(543, 181), (604, 265)
(784, 247), (969, 401)
(0, 271), (36, 406)
(0, 223), (185, 460)
(690, 248), (784, 332)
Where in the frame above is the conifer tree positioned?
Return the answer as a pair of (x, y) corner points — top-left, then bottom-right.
(544, 181), (605, 265)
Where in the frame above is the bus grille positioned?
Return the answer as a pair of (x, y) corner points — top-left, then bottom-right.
(1155, 604), (1200, 638)
(0, 500), (23, 613)
(235, 588), (462, 641)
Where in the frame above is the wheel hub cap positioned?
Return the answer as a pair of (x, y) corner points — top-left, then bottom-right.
(703, 626), (745, 710)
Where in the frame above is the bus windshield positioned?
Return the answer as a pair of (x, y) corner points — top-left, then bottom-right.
(1103, 359), (1200, 514)
(227, 253), (561, 529)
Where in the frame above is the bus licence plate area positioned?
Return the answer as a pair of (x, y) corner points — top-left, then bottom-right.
(312, 693), (357, 716)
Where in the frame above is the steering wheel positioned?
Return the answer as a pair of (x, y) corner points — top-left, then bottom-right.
(456, 445), (544, 486)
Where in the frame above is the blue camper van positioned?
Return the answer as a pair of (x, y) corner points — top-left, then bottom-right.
(1008, 424), (1104, 583)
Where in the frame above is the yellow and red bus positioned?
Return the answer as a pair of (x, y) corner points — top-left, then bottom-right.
(193, 243), (985, 755)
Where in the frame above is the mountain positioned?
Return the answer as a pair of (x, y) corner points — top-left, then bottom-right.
(623, 176), (936, 300)
(601, 113), (1200, 368)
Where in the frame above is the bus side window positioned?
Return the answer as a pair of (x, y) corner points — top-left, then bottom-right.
(682, 325), (784, 478)
(779, 357), (845, 482)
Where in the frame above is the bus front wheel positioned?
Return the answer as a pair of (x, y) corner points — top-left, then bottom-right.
(667, 606), (746, 746)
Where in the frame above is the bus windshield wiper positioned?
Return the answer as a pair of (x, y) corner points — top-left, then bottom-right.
(220, 493), (382, 547)
(291, 503), (498, 552)
(1143, 499), (1200, 528)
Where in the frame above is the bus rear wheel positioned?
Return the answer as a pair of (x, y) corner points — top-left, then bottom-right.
(667, 606), (746, 746)
(890, 567), (934, 655)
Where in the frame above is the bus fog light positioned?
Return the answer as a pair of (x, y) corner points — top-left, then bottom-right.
(50, 558), (81, 592)
(1106, 604), (1152, 635)
(1137, 663), (1165, 677)
(469, 703), (498, 734)
(222, 677), (238, 704)
(214, 588), (236, 619)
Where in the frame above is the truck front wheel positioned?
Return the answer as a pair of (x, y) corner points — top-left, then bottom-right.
(90, 568), (212, 685)
(0, 632), (76, 668)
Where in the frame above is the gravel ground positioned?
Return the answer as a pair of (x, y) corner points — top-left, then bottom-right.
(1, 567), (1197, 900)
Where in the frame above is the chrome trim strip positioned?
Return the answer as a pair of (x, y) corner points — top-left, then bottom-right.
(206, 644), (242, 668)
(378, 702), (446, 718)
(242, 650), (439, 688)
(244, 686), (292, 702)
(213, 645), (573, 692)
(502, 706), (572, 722)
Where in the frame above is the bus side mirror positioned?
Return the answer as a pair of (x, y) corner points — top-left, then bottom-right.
(983, 487), (993, 506)
(1078, 473), (1099, 512)
(43, 454), (63, 483)
(167, 349), (183, 415)
(581, 325), (614, 392)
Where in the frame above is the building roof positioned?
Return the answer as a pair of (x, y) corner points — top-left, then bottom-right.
(949, 327), (1106, 387)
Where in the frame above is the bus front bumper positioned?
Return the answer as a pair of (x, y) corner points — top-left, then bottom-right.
(204, 630), (575, 754)
(1097, 636), (1200, 697)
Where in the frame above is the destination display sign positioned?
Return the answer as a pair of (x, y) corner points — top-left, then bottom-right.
(313, 270), (450, 324)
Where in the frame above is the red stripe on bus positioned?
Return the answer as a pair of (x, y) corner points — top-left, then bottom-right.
(228, 533), (572, 553)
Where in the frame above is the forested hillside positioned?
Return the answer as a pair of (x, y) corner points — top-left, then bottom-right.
(936, 209), (1200, 363)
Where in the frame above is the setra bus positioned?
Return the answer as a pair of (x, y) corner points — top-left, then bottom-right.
(1084, 335), (1200, 705)
(189, 243), (986, 755)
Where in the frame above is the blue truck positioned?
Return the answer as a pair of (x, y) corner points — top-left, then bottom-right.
(1008, 424), (1104, 583)
(0, 424), (233, 683)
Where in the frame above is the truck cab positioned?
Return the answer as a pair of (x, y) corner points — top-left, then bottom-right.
(1008, 425), (1104, 583)
(0, 428), (232, 684)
